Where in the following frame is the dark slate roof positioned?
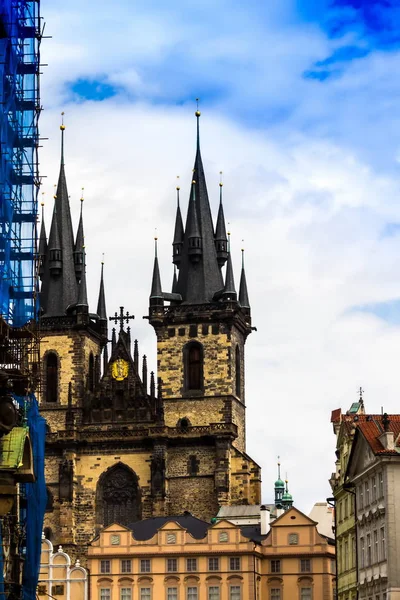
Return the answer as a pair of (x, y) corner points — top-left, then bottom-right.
(38, 204), (47, 257)
(223, 251), (236, 298)
(215, 185), (227, 242)
(240, 524), (268, 543)
(175, 115), (223, 303)
(239, 250), (250, 309)
(75, 200), (85, 253)
(128, 514), (210, 541)
(173, 189), (184, 245)
(150, 242), (163, 300)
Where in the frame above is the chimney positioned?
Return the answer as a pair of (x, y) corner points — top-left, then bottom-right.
(260, 505), (270, 535)
(379, 413), (395, 450)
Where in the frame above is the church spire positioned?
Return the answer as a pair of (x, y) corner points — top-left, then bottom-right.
(174, 107), (223, 303)
(222, 233), (237, 301)
(97, 260), (107, 321)
(40, 116), (78, 316)
(239, 248), (250, 310)
(74, 190), (85, 282)
(215, 175), (228, 268)
(150, 237), (164, 307)
(76, 248), (88, 315)
(38, 200), (47, 279)
(172, 180), (184, 267)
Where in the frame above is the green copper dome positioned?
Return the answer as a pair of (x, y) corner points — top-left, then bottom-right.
(275, 478), (285, 488)
(282, 491), (293, 501)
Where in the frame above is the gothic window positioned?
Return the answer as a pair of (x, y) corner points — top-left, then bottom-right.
(188, 455), (199, 476)
(96, 463), (141, 528)
(235, 345), (241, 398)
(184, 342), (203, 391)
(88, 353), (94, 392)
(45, 352), (58, 403)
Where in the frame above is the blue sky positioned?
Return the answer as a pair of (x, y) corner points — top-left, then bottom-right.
(41, 0), (400, 511)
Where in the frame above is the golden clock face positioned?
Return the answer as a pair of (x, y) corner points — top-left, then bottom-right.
(111, 358), (129, 381)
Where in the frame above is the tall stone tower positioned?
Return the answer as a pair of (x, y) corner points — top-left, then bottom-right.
(148, 109), (260, 514)
(39, 113), (261, 562)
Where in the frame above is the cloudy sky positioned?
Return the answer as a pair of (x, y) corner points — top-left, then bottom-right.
(40, 0), (400, 512)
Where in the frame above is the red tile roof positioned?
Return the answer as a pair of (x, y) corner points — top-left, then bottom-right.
(357, 415), (400, 455)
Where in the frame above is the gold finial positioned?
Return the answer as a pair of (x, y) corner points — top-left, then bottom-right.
(227, 222), (231, 237)
(176, 175), (180, 191)
(195, 97), (201, 117)
(53, 184), (57, 200)
(60, 111), (65, 131)
(80, 187), (84, 202)
(192, 180), (196, 185)
(41, 191), (45, 207)
(219, 171), (223, 187)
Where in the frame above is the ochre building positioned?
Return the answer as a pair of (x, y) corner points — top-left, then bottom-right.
(39, 113), (261, 560)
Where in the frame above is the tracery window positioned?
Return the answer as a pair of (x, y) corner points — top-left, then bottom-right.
(97, 463), (141, 528)
(45, 352), (58, 403)
(184, 342), (203, 391)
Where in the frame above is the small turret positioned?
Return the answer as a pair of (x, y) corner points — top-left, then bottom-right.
(222, 233), (237, 301)
(239, 248), (250, 311)
(215, 179), (228, 268)
(172, 265), (178, 294)
(97, 260), (107, 338)
(172, 183), (184, 268)
(282, 479), (294, 511)
(187, 180), (202, 263)
(38, 201), (47, 279)
(150, 238), (164, 307)
(76, 248), (88, 318)
(274, 459), (285, 508)
(74, 192), (85, 282)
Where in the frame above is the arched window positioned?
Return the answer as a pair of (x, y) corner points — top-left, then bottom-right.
(45, 352), (58, 403)
(184, 342), (203, 391)
(96, 463), (141, 528)
(88, 353), (94, 392)
(235, 345), (241, 398)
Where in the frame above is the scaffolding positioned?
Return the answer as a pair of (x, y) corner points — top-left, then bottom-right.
(0, 0), (41, 327)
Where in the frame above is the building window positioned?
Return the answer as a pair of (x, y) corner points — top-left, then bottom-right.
(208, 558), (219, 571)
(89, 352), (95, 392)
(345, 540), (349, 570)
(167, 589), (178, 600)
(365, 481), (370, 506)
(100, 589), (111, 600)
(187, 589), (198, 600)
(270, 590), (281, 600)
(360, 537), (365, 568)
(344, 497), (348, 519)
(187, 558), (197, 572)
(120, 589), (131, 600)
(140, 559), (151, 573)
(188, 455), (199, 476)
(380, 526), (386, 560)
(230, 586), (241, 600)
(367, 533), (372, 566)
(229, 557), (241, 571)
(374, 530), (378, 563)
(140, 590), (151, 600)
(359, 486), (364, 509)
(372, 476), (377, 502)
(331, 559), (336, 574)
(97, 463), (142, 528)
(45, 352), (58, 403)
(288, 533), (298, 545)
(379, 472), (384, 498)
(121, 560), (131, 573)
(338, 501), (343, 522)
(235, 346), (241, 398)
(208, 588), (220, 600)
(184, 342), (203, 391)
(219, 532), (228, 542)
(100, 560), (111, 574)
(300, 559), (311, 573)
(271, 559), (281, 573)
(300, 589), (312, 600)
(167, 558), (178, 572)
(167, 533), (176, 544)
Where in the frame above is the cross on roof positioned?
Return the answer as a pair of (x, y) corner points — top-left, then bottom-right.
(109, 306), (135, 332)
(358, 387), (364, 402)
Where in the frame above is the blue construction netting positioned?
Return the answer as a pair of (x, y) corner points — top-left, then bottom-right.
(0, 0), (41, 326)
(17, 394), (47, 600)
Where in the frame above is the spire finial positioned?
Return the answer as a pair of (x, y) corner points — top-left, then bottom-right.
(176, 176), (180, 206)
(60, 112), (65, 165)
(101, 252), (105, 266)
(241, 242), (245, 268)
(358, 386), (364, 402)
(277, 456), (281, 480)
(53, 184), (57, 200)
(219, 171), (223, 205)
(227, 228), (231, 252)
(195, 98), (201, 150)
(154, 230), (158, 258)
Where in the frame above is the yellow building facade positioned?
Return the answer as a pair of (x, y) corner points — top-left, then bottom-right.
(86, 507), (335, 600)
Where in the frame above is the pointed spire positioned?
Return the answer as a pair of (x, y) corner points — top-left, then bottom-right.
(239, 247), (250, 310)
(172, 178), (184, 267)
(38, 200), (47, 279)
(134, 339), (139, 371)
(111, 328), (116, 351)
(150, 371), (155, 398)
(150, 237), (164, 306)
(172, 265), (178, 293)
(142, 355), (148, 391)
(215, 174), (228, 268)
(222, 233), (237, 301)
(174, 105), (223, 303)
(60, 112), (65, 165)
(48, 200), (62, 274)
(74, 190), (85, 281)
(103, 342), (108, 375)
(97, 260), (107, 320)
